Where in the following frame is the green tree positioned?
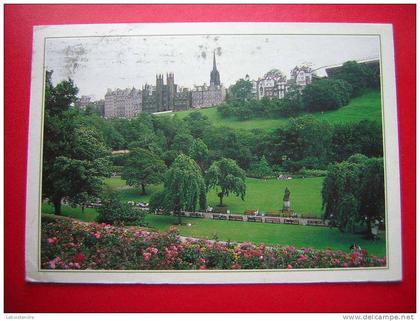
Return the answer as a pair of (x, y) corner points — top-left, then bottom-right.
(159, 154), (206, 224)
(189, 138), (209, 171)
(97, 192), (145, 225)
(248, 155), (273, 178)
(121, 148), (167, 195)
(42, 71), (111, 215)
(206, 158), (246, 206)
(322, 154), (384, 236)
(329, 60), (376, 97)
(302, 78), (352, 112)
(172, 131), (194, 155)
(229, 79), (254, 103)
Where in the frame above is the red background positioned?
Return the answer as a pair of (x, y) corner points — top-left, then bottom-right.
(4, 4), (416, 313)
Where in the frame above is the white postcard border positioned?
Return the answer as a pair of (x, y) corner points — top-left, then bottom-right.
(25, 22), (401, 284)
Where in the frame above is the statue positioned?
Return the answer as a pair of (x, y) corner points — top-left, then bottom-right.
(283, 187), (291, 211)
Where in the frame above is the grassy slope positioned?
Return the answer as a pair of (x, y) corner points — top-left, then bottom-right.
(170, 90), (381, 130)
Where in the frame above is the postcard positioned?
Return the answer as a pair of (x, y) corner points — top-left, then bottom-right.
(25, 22), (401, 283)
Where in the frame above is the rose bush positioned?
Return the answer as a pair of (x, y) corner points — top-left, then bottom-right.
(41, 216), (386, 270)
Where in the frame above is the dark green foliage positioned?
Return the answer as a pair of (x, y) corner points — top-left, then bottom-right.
(330, 120), (383, 162)
(228, 79), (254, 103)
(322, 154), (384, 234)
(42, 71), (111, 215)
(206, 158), (246, 206)
(172, 131), (194, 154)
(248, 156), (273, 178)
(329, 61), (379, 97)
(188, 138), (209, 170)
(158, 154), (207, 223)
(302, 78), (353, 112)
(96, 193), (145, 225)
(269, 115), (332, 171)
(121, 148), (167, 195)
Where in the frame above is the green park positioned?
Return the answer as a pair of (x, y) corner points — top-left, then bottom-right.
(41, 61), (387, 270)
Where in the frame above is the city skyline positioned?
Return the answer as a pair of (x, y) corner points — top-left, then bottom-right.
(45, 34), (380, 100)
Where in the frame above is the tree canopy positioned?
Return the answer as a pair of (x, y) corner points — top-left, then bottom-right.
(322, 154), (384, 235)
(42, 71), (111, 215)
(206, 158), (246, 206)
(151, 154), (206, 224)
(121, 147), (167, 195)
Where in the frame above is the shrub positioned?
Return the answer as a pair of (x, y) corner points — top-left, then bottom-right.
(303, 78), (353, 112)
(96, 193), (145, 226)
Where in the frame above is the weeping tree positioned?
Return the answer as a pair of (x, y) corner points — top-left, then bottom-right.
(150, 154), (206, 224)
(206, 158), (246, 207)
(322, 154), (384, 236)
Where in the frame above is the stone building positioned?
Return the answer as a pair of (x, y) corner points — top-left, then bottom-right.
(141, 73), (191, 113)
(103, 51), (226, 117)
(191, 52), (226, 109)
(256, 69), (288, 100)
(249, 65), (313, 101)
(290, 65), (313, 88)
(104, 88), (142, 118)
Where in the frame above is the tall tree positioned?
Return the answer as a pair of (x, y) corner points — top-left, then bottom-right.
(42, 71), (111, 215)
(206, 158), (246, 206)
(188, 138), (209, 171)
(157, 154), (206, 224)
(121, 148), (167, 195)
(322, 154), (385, 236)
(228, 79), (254, 103)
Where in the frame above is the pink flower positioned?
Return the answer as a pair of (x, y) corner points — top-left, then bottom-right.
(94, 232), (101, 239)
(199, 265), (206, 270)
(287, 264), (293, 269)
(199, 258), (206, 264)
(47, 237), (57, 244)
(143, 253), (152, 261)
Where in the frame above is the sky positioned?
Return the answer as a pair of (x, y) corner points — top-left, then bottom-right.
(45, 34), (380, 100)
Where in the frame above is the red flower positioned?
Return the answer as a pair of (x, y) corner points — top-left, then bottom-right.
(361, 249), (368, 255)
(73, 252), (86, 264)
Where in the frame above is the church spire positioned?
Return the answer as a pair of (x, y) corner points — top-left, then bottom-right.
(210, 50), (221, 86)
(213, 50), (217, 70)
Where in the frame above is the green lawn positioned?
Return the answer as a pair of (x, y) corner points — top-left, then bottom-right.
(104, 176), (324, 216)
(169, 90), (381, 131)
(146, 215), (386, 257)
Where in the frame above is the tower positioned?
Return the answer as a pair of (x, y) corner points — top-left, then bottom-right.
(210, 51), (221, 87)
(167, 72), (175, 110)
(156, 74), (164, 111)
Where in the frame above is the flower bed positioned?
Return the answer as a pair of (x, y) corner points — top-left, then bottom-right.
(41, 216), (386, 270)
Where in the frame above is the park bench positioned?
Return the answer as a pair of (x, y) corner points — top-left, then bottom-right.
(301, 214), (317, 219)
(284, 219), (299, 225)
(229, 215), (244, 221)
(264, 217), (282, 224)
(266, 211), (282, 217)
(247, 216), (263, 223)
(306, 219), (325, 226)
(214, 207), (229, 214)
(212, 214), (228, 220)
(244, 209), (257, 215)
(190, 212), (204, 218)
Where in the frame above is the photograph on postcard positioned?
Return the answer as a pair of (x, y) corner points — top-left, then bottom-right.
(25, 23), (401, 283)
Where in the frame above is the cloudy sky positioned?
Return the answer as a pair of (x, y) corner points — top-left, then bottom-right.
(45, 34), (380, 100)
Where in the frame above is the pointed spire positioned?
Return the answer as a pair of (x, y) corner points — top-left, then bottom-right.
(213, 50), (217, 71)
